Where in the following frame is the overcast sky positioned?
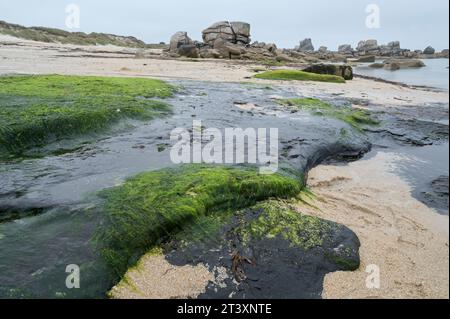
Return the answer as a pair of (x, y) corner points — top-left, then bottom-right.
(0, 0), (448, 50)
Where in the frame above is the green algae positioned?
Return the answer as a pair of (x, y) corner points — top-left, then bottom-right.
(95, 165), (303, 277)
(254, 69), (346, 83)
(238, 200), (331, 250)
(276, 98), (378, 130)
(0, 75), (174, 157)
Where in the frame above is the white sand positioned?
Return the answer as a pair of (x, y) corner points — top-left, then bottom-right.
(109, 253), (214, 299)
(297, 152), (449, 299)
(0, 36), (448, 107)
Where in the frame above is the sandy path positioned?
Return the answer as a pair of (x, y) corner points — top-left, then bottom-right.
(297, 152), (449, 299)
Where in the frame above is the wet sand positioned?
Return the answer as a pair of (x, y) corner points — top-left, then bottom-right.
(297, 151), (449, 299)
(109, 254), (214, 299)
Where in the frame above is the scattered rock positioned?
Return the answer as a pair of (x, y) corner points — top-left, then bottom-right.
(383, 59), (426, 70)
(438, 49), (449, 58)
(369, 62), (384, 69)
(338, 44), (354, 55)
(302, 64), (353, 80)
(318, 46), (328, 53)
(297, 38), (314, 52)
(354, 55), (376, 63)
(199, 48), (221, 59)
(423, 46), (436, 55)
(177, 44), (199, 58)
(169, 31), (192, 52)
(213, 38), (245, 59)
(357, 39), (379, 52)
(202, 21), (251, 47)
(421, 176), (449, 214)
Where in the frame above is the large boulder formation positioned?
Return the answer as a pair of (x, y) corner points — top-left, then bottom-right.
(423, 46), (436, 55)
(356, 39), (379, 53)
(212, 38), (245, 59)
(169, 31), (192, 52)
(202, 21), (251, 47)
(297, 38), (314, 52)
(338, 44), (354, 55)
(379, 41), (402, 56)
(437, 49), (449, 58)
(302, 64), (353, 80)
(177, 44), (199, 58)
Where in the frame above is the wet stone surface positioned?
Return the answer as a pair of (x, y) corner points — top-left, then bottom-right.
(0, 80), (447, 298)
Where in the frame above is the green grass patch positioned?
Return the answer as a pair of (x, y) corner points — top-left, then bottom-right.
(276, 98), (378, 130)
(254, 69), (345, 83)
(0, 75), (174, 157)
(95, 164), (303, 277)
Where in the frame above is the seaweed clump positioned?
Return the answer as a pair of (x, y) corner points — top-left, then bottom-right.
(254, 69), (346, 83)
(95, 165), (303, 277)
(0, 75), (174, 157)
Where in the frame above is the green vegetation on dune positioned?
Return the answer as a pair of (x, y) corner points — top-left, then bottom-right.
(0, 75), (174, 157)
(0, 20), (148, 47)
(95, 165), (303, 277)
(276, 98), (378, 130)
(254, 69), (346, 83)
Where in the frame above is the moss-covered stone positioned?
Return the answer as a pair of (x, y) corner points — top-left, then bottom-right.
(238, 201), (331, 250)
(276, 98), (378, 130)
(156, 199), (360, 298)
(95, 165), (303, 277)
(0, 75), (174, 158)
(255, 69), (346, 83)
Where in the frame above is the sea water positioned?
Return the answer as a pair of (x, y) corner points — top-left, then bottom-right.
(354, 58), (449, 91)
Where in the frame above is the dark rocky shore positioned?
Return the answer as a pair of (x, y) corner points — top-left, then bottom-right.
(0, 74), (447, 298)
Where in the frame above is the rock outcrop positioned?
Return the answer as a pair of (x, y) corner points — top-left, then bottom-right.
(169, 31), (192, 52)
(370, 59), (426, 70)
(202, 21), (251, 47)
(177, 44), (199, 58)
(437, 49), (449, 58)
(423, 46), (436, 55)
(338, 44), (354, 55)
(357, 39), (379, 53)
(302, 64), (353, 80)
(297, 38), (314, 52)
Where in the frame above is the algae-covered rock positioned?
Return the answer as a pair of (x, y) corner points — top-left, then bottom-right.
(132, 200), (361, 299)
(95, 165), (303, 277)
(0, 75), (174, 158)
(302, 64), (354, 80)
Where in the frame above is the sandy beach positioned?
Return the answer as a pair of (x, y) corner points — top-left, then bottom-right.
(0, 35), (448, 299)
(1, 34), (448, 108)
(298, 152), (449, 299)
